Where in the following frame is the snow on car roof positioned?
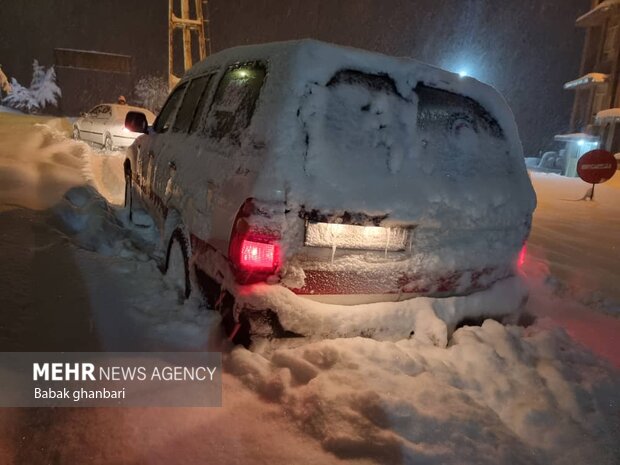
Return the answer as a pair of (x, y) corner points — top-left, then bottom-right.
(177, 39), (533, 243)
(185, 38), (523, 162)
(187, 39), (511, 118)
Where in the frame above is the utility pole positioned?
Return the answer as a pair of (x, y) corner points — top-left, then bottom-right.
(168, 0), (211, 90)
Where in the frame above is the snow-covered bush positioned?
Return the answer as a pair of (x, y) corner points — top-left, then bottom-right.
(133, 76), (168, 114)
(3, 80), (38, 112)
(30, 60), (61, 109)
(1, 60), (61, 113)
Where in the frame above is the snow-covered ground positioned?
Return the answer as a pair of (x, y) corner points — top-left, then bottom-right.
(523, 172), (620, 367)
(0, 105), (23, 115)
(527, 171), (620, 311)
(0, 116), (618, 464)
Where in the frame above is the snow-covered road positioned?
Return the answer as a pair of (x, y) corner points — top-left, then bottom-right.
(0, 117), (618, 465)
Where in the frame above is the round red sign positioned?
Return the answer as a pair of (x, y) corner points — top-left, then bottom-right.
(576, 149), (617, 184)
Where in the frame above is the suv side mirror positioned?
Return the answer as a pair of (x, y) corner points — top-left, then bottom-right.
(125, 111), (148, 134)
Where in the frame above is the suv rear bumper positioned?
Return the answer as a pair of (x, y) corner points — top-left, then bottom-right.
(234, 274), (528, 345)
(289, 266), (513, 299)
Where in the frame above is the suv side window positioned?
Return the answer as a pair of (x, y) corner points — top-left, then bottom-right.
(189, 72), (218, 133)
(173, 75), (212, 133)
(203, 62), (266, 143)
(154, 82), (188, 133)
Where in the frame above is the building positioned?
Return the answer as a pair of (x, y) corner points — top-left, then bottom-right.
(556, 0), (620, 176)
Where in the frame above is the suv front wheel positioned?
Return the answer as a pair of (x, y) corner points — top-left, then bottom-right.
(104, 134), (114, 151)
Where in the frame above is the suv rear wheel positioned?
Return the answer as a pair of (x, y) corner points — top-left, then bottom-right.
(165, 228), (191, 301)
(124, 163), (133, 222)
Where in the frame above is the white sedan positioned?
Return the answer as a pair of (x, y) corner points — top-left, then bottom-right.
(73, 104), (156, 150)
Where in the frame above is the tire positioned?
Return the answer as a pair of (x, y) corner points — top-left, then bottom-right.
(124, 171), (133, 223)
(72, 127), (80, 140)
(104, 134), (113, 152)
(165, 228), (191, 300)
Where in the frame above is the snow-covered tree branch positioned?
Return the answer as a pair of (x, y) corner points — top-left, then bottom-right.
(1, 60), (61, 113)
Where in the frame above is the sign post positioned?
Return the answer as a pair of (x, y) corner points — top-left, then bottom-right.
(576, 149), (617, 200)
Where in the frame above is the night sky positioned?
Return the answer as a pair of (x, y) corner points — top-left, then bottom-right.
(209, 0), (591, 154)
(0, 0), (591, 154)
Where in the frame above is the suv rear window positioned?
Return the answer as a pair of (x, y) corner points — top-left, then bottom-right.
(415, 84), (504, 139)
(300, 69), (417, 174)
(202, 63), (266, 143)
(326, 70), (401, 95)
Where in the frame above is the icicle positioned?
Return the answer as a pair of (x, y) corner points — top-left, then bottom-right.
(384, 228), (391, 258)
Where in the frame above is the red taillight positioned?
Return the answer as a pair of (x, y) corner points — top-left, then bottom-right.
(518, 244), (527, 268)
(240, 240), (278, 270)
(229, 199), (282, 284)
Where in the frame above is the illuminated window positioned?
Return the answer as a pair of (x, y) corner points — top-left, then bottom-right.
(203, 62), (267, 143)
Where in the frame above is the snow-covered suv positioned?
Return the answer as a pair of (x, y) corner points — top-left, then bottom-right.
(124, 40), (536, 345)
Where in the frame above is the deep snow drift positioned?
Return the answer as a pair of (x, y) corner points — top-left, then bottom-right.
(0, 118), (618, 464)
